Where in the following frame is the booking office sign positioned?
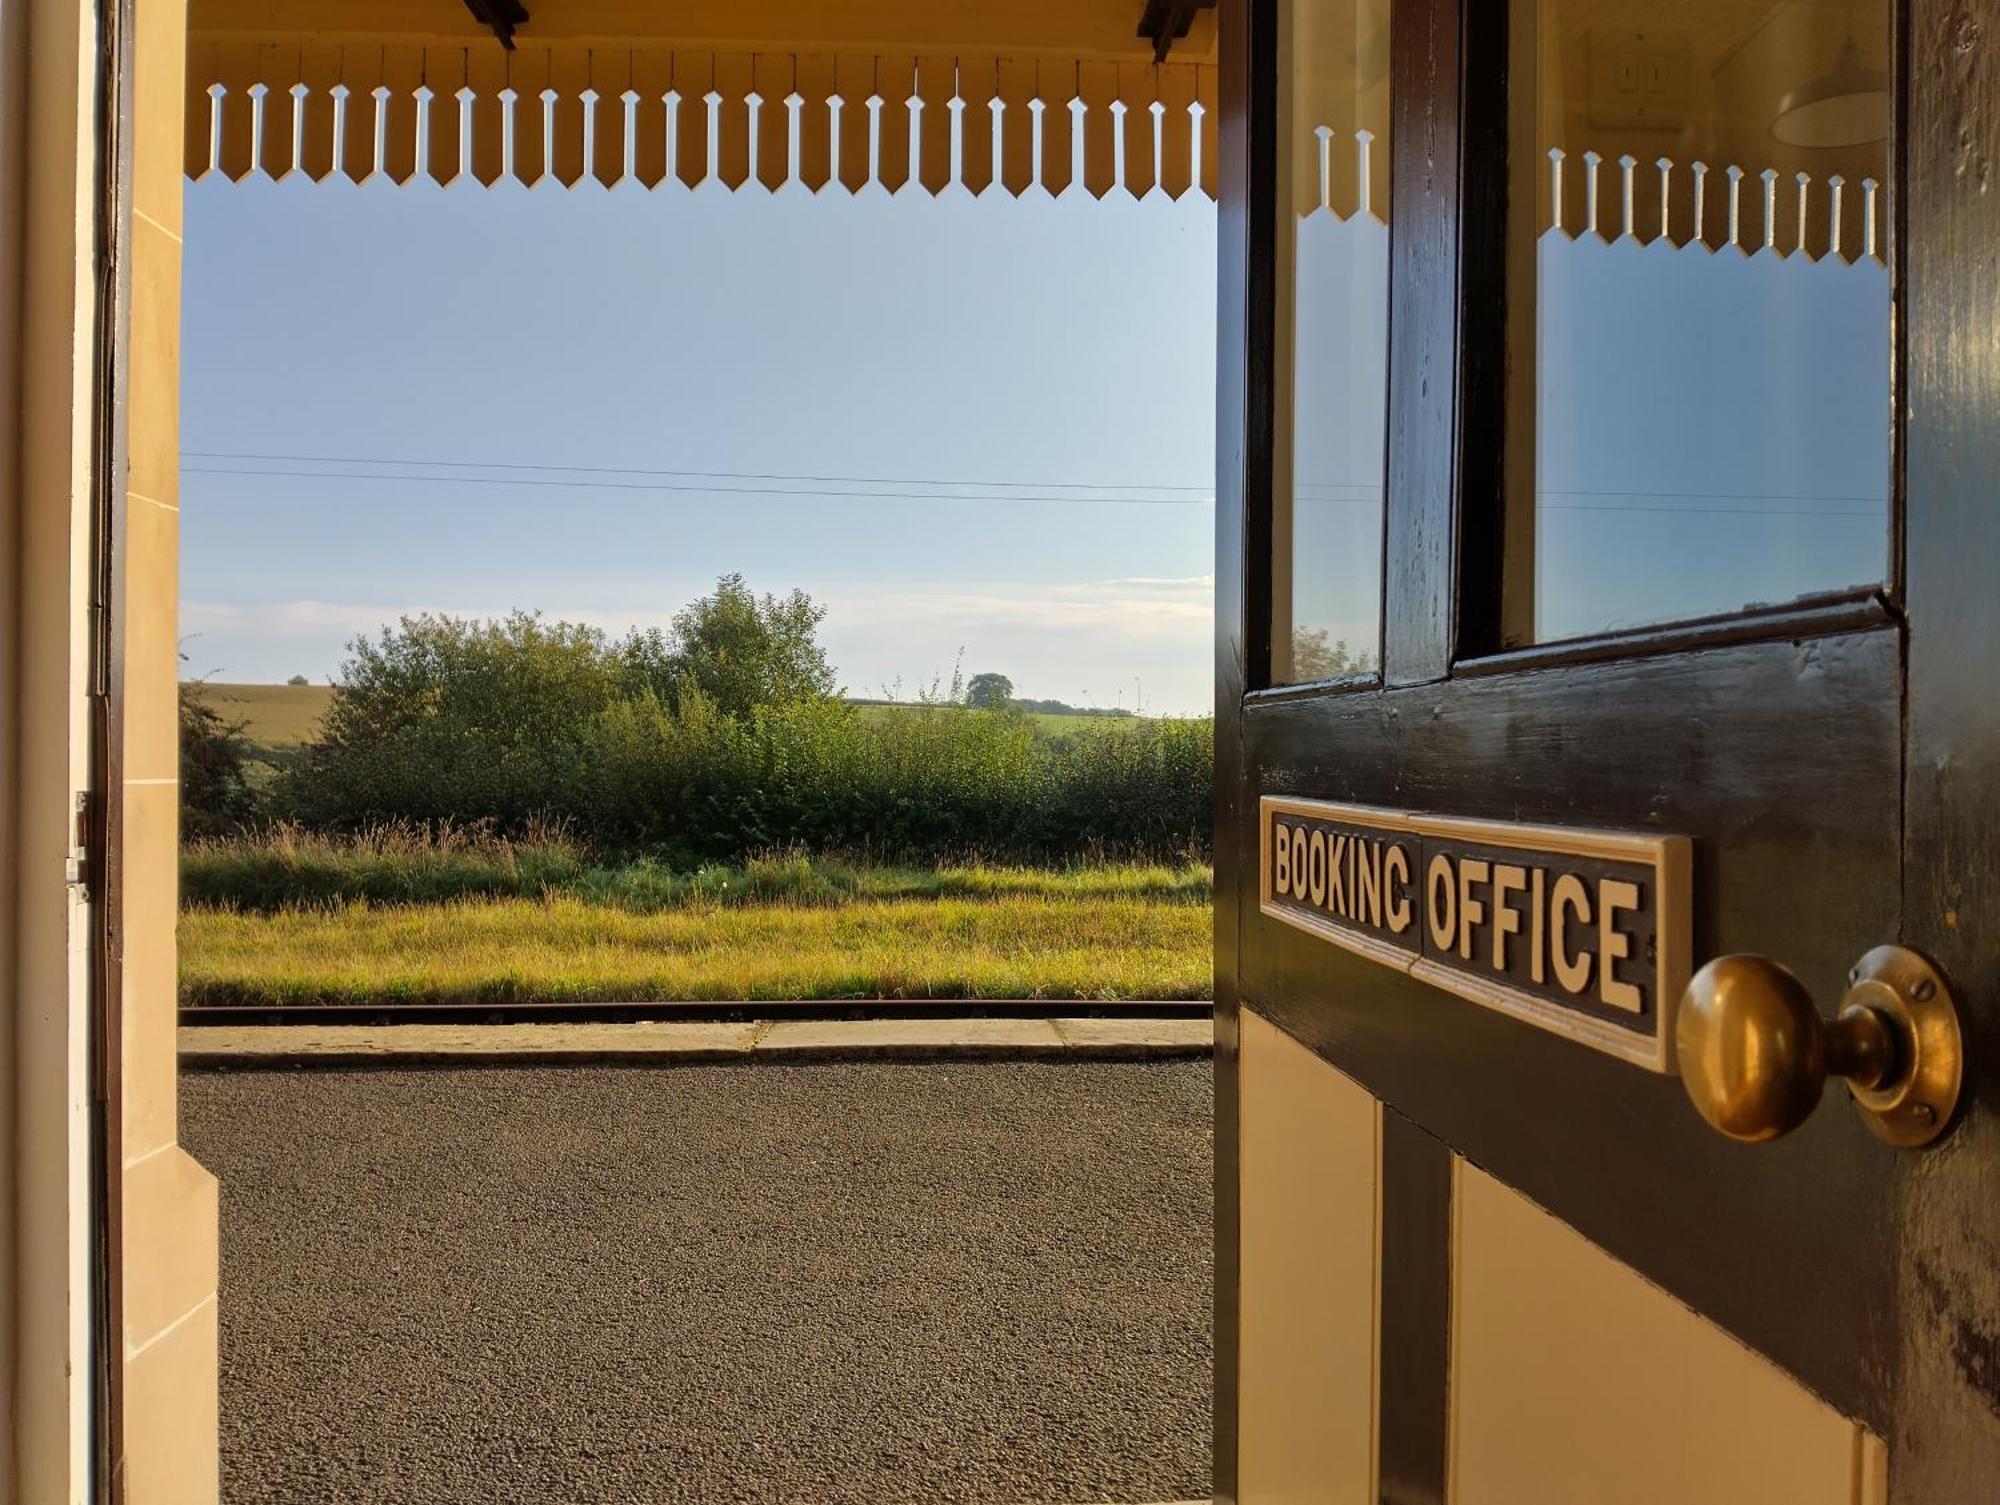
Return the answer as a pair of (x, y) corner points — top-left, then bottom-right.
(1259, 798), (1692, 1071)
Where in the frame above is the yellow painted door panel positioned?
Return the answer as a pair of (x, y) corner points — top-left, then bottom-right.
(1449, 1162), (1885, 1505)
(1237, 1009), (1380, 1504)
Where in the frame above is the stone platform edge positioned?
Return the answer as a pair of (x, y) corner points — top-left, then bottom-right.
(178, 1015), (1214, 1068)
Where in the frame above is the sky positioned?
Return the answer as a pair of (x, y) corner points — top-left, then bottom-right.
(179, 177), (1219, 715)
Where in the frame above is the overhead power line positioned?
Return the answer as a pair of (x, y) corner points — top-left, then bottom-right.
(185, 451), (1873, 519)
(180, 464), (1216, 507)
(182, 448), (1216, 496)
(1538, 501), (1879, 517)
(1291, 481), (1881, 517)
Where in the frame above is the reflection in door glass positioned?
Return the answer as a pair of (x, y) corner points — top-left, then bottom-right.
(1506, 0), (1890, 645)
(1270, 0), (1391, 684)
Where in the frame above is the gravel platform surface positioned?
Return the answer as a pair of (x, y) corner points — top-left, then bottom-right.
(181, 1060), (1213, 1505)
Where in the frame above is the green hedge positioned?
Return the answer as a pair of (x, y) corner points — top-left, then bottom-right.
(245, 609), (1211, 863)
(281, 694), (1210, 864)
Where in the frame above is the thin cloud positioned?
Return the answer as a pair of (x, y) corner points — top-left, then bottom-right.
(820, 586), (1209, 637)
(1089, 574), (1215, 590)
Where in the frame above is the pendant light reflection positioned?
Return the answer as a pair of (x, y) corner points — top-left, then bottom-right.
(1771, 34), (1888, 148)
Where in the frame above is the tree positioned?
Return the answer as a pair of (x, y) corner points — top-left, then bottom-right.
(286, 673), (310, 686)
(1290, 627), (1369, 682)
(180, 678), (256, 837)
(965, 672), (1014, 710)
(619, 573), (836, 720)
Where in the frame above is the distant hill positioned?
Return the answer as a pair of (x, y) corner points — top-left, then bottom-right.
(189, 682), (334, 752)
(843, 696), (1135, 718)
(1004, 698), (1135, 718)
(843, 698), (1145, 736)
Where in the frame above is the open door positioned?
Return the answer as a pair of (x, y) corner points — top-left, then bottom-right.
(4, 0), (217, 1492)
(1214, 0), (2000, 1499)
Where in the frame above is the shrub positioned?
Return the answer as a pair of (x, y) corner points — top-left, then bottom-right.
(180, 680), (258, 837)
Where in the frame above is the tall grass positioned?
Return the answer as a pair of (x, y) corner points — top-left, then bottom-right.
(180, 894), (1212, 1006)
(180, 822), (591, 910)
(183, 823), (1212, 915)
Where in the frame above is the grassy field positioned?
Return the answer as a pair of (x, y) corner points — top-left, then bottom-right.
(179, 832), (1212, 1006)
(180, 892), (1209, 1007)
(192, 681), (1147, 757)
(848, 700), (1143, 738)
(198, 681), (334, 750)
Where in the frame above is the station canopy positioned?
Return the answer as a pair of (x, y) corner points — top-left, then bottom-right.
(184, 0), (1221, 199)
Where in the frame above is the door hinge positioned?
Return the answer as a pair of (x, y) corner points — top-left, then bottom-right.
(67, 789), (97, 890)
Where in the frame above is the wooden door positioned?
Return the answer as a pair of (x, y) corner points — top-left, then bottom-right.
(1213, 0), (2000, 1500)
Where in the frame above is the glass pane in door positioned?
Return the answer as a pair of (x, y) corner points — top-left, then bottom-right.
(1504, 0), (1892, 645)
(1269, 0), (1392, 684)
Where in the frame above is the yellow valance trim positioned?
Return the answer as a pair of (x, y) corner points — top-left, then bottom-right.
(185, 44), (1219, 199)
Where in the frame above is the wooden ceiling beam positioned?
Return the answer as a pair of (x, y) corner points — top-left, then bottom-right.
(188, 0), (1218, 64)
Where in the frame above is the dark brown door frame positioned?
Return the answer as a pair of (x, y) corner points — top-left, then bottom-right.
(1214, 0), (1477, 1498)
(1894, 2), (2000, 1495)
(1208, 0), (1263, 1496)
(89, 0), (139, 1487)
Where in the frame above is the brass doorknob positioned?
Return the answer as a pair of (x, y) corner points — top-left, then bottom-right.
(1676, 945), (1962, 1148)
